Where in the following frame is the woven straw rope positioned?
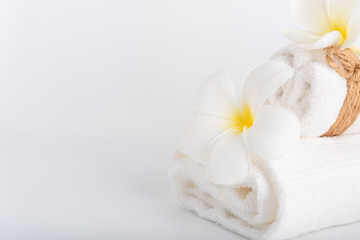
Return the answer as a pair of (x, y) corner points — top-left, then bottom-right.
(321, 46), (360, 137)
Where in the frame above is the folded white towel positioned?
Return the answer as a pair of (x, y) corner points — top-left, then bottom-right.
(170, 134), (360, 240)
(268, 44), (360, 137)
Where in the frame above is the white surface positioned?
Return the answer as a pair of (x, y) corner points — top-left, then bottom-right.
(0, 0), (359, 239)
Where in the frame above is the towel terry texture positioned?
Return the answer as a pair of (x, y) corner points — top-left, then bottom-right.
(170, 134), (360, 240)
(268, 44), (360, 137)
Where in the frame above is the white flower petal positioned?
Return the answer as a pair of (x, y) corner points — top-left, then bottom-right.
(289, 0), (331, 34)
(183, 112), (231, 164)
(282, 28), (322, 44)
(204, 130), (250, 186)
(241, 61), (294, 110)
(246, 105), (300, 160)
(193, 70), (238, 118)
(327, 0), (360, 30)
(343, 9), (360, 49)
(299, 31), (343, 49)
(350, 45), (360, 55)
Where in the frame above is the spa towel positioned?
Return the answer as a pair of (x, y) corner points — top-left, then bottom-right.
(170, 134), (360, 240)
(268, 44), (360, 137)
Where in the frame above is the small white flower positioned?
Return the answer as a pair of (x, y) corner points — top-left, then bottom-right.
(282, 0), (360, 52)
(183, 62), (301, 186)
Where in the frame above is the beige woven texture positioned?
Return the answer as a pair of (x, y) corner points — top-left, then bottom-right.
(322, 46), (360, 137)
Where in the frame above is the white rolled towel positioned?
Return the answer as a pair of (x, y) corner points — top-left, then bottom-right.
(268, 44), (360, 137)
(170, 134), (360, 240)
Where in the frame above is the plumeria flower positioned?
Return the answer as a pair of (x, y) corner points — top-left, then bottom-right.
(282, 0), (360, 52)
(183, 61), (300, 186)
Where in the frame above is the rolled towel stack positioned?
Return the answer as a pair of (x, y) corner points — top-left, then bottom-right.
(170, 0), (360, 239)
(170, 135), (360, 240)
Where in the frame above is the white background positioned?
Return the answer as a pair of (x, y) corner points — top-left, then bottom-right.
(0, 0), (360, 239)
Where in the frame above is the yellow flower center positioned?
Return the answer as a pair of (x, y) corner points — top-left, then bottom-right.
(230, 104), (254, 134)
(328, 18), (348, 44)
(332, 24), (347, 43)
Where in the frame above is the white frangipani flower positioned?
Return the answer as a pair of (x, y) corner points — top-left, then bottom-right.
(282, 0), (360, 51)
(183, 62), (301, 186)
